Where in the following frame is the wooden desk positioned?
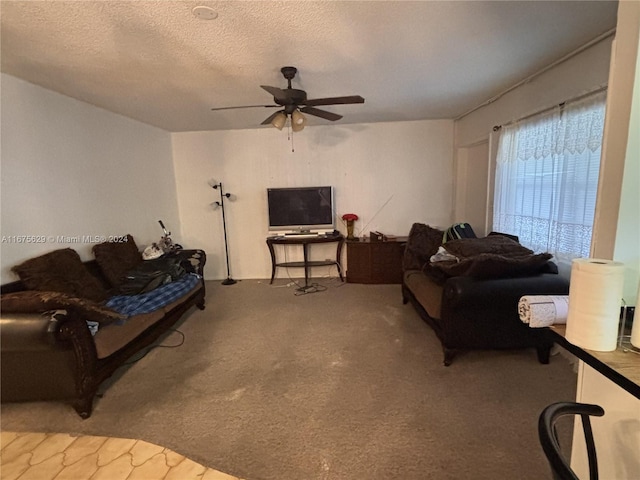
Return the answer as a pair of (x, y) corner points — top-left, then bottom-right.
(266, 233), (345, 289)
(549, 325), (640, 399)
(549, 325), (640, 478)
(346, 237), (408, 284)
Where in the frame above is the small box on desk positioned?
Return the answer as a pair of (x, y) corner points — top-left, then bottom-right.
(370, 231), (399, 242)
(370, 231), (384, 242)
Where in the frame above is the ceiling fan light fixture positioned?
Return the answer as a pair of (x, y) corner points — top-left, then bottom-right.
(271, 112), (287, 130)
(211, 66), (364, 131)
(291, 110), (306, 132)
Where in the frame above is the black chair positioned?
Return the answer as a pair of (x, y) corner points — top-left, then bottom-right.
(538, 402), (605, 480)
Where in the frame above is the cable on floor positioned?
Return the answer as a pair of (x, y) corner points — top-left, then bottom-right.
(122, 328), (185, 365)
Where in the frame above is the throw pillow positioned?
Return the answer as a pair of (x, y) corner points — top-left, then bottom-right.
(11, 248), (108, 302)
(1, 290), (125, 325)
(403, 223), (445, 271)
(92, 234), (142, 287)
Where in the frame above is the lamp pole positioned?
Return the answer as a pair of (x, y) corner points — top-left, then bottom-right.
(212, 182), (236, 285)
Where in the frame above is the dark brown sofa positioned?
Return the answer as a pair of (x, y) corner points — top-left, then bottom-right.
(1, 237), (206, 418)
(402, 223), (569, 366)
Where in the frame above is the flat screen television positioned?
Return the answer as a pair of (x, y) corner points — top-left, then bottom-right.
(267, 186), (334, 232)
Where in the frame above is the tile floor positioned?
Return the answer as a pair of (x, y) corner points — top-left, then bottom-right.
(1, 431), (243, 480)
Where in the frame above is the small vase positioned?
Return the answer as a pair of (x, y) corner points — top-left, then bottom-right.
(346, 220), (355, 240)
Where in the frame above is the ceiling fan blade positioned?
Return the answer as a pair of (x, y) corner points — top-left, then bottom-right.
(211, 104), (279, 111)
(261, 85), (288, 102)
(261, 110), (285, 125)
(304, 95), (365, 107)
(300, 106), (343, 122)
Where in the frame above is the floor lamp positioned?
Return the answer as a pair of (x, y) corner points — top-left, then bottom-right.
(211, 181), (236, 285)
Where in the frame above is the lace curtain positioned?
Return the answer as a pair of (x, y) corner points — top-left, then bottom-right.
(493, 91), (606, 261)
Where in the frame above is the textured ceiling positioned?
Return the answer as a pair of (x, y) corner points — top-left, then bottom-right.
(0, 1), (618, 132)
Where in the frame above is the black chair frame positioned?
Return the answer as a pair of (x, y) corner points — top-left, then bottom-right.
(538, 402), (605, 480)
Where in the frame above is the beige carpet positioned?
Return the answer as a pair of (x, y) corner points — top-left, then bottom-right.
(1, 279), (577, 480)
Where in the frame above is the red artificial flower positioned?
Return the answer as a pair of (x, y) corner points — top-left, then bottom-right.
(341, 213), (358, 221)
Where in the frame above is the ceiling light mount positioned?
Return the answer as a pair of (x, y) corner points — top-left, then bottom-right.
(192, 5), (218, 20)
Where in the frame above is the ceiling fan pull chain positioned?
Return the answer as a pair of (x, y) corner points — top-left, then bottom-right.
(289, 125), (295, 152)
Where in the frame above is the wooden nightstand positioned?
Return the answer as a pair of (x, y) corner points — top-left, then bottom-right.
(346, 237), (407, 284)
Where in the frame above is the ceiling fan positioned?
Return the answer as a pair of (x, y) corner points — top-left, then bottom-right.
(211, 66), (365, 131)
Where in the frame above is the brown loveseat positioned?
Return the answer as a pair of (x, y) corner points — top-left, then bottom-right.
(1, 236), (206, 418)
(402, 223), (569, 366)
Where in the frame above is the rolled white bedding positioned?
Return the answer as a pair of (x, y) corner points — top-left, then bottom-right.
(518, 295), (569, 328)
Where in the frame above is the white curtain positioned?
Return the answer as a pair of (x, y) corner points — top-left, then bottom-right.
(493, 91), (606, 261)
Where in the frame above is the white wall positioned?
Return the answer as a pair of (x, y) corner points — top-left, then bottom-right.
(612, 8), (640, 304)
(0, 74), (180, 282)
(172, 120), (453, 280)
(570, 9), (640, 477)
(454, 141), (490, 235)
(594, 3), (639, 263)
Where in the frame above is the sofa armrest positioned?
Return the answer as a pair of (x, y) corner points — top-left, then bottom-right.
(0, 311), (68, 350)
(443, 274), (569, 310)
(437, 274), (569, 352)
(0, 309), (92, 403)
(1, 308), (98, 355)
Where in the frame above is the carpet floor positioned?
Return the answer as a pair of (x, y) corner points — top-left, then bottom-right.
(1, 279), (577, 480)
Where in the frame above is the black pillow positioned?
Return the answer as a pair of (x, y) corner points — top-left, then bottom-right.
(92, 235), (142, 287)
(12, 248), (108, 302)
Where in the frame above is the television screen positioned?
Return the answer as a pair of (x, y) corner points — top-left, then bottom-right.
(267, 186), (334, 232)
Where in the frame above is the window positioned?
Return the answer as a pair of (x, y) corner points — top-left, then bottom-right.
(493, 91), (606, 261)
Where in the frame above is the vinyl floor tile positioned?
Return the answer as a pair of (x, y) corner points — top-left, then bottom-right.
(1, 431), (243, 480)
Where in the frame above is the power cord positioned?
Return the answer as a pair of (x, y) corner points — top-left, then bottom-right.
(294, 282), (328, 296)
(96, 328), (186, 398)
(272, 241), (344, 294)
(122, 328), (185, 365)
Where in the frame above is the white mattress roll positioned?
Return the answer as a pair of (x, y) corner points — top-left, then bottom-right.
(518, 295), (569, 328)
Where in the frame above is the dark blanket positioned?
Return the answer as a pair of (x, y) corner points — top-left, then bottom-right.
(423, 235), (554, 284)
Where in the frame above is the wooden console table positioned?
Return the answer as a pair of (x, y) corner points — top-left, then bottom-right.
(266, 233), (345, 288)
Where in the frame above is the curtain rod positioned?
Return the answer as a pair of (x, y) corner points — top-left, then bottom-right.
(455, 27), (616, 122)
(492, 84), (608, 131)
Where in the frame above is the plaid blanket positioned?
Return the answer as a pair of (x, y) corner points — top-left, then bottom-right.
(106, 273), (200, 318)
